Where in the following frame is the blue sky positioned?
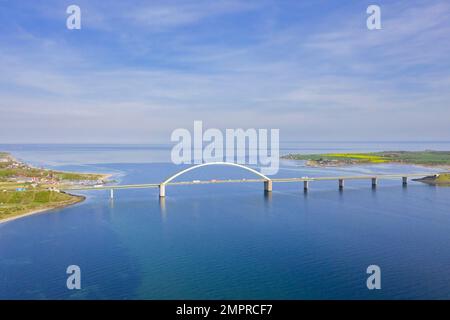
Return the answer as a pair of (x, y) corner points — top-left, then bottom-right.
(1, 0), (449, 143)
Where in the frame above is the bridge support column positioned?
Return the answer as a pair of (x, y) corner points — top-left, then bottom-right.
(110, 189), (114, 199)
(339, 179), (344, 190)
(303, 181), (309, 191)
(402, 176), (408, 186)
(159, 184), (166, 197)
(371, 178), (377, 187)
(264, 180), (272, 192)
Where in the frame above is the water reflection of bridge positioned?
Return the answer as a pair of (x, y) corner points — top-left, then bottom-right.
(62, 162), (434, 198)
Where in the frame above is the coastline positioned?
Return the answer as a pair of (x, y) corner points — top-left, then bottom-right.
(1, 150), (114, 223)
(4, 151), (112, 182)
(57, 172), (113, 185)
(0, 193), (85, 224)
(301, 160), (450, 171)
(282, 151), (450, 171)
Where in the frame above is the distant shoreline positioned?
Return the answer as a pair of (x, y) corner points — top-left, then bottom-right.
(281, 150), (450, 186)
(282, 151), (450, 170)
(298, 159), (450, 171)
(10, 152), (113, 182)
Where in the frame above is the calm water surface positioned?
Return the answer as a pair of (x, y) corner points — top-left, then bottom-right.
(1, 143), (450, 299)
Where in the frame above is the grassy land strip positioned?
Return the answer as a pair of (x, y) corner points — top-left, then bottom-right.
(282, 151), (450, 166)
(0, 190), (84, 220)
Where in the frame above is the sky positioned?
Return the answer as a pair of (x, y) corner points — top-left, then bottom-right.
(0, 0), (449, 143)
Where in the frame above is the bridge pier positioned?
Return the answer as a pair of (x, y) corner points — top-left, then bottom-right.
(372, 178), (377, 187)
(303, 180), (309, 191)
(264, 180), (272, 192)
(110, 189), (114, 199)
(159, 184), (166, 197)
(402, 176), (408, 186)
(339, 179), (344, 190)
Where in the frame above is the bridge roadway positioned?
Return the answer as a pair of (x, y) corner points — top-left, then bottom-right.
(62, 173), (434, 195)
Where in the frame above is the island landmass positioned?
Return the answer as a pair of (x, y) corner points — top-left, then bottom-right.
(0, 152), (111, 222)
(282, 151), (450, 186)
(282, 150), (450, 166)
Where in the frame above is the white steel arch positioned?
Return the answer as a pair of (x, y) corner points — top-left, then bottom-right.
(161, 162), (271, 185)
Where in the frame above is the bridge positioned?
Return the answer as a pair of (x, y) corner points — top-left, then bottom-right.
(61, 162), (436, 198)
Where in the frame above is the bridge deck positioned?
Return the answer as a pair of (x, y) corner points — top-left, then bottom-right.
(62, 173), (433, 191)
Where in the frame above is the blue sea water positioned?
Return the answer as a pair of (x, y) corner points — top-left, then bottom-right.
(0, 143), (450, 299)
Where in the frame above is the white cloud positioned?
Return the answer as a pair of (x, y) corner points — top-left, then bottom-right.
(1, 0), (450, 142)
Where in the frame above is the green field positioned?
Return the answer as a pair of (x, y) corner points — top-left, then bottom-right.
(282, 151), (450, 166)
(0, 190), (84, 220)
